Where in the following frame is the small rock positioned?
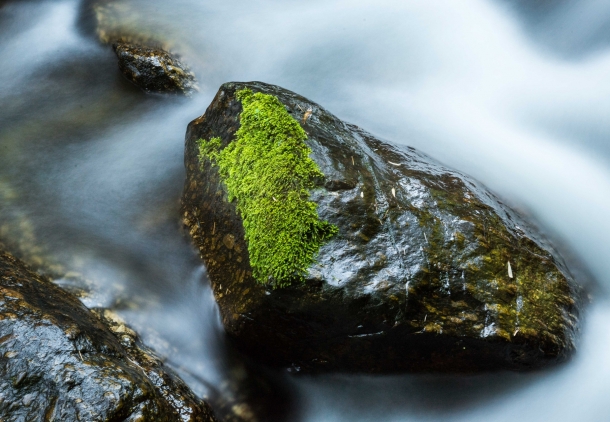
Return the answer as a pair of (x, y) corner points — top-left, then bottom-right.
(113, 42), (197, 95)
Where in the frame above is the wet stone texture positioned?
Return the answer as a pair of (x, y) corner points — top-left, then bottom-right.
(0, 250), (216, 421)
(113, 42), (197, 95)
(181, 81), (583, 373)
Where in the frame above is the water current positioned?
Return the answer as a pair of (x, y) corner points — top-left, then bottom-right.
(1, 0), (610, 420)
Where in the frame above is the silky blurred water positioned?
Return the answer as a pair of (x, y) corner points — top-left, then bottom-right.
(1, 0), (609, 420)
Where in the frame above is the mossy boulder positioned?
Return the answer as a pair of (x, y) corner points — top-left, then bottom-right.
(181, 81), (583, 372)
(0, 250), (216, 421)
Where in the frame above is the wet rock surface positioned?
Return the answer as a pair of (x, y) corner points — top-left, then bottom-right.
(182, 81), (584, 373)
(0, 250), (216, 421)
(113, 42), (197, 95)
(79, 0), (197, 95)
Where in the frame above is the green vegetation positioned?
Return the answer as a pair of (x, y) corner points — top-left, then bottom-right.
(198, 89), (338, 287)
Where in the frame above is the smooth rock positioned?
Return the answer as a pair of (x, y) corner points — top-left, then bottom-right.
(0, 250), (216, 421)
(181, 81), (583, 372)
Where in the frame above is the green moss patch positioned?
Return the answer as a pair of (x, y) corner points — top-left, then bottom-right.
(198, 89), (338, 287)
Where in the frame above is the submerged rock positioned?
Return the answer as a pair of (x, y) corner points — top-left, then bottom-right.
(82, 0), (170, 47)
(113, 42), (197, 95)
(0, 250), (216, 421)
(181, 81), (582, 372)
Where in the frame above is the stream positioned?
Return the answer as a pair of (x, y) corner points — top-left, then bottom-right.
(1, 0), (610, 420)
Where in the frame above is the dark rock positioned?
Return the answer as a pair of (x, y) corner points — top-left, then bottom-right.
(0, 250), (216, 421)
(113, 42), (197, 95)
(78, 1), (197, 95)
(181, 81), (583, 373)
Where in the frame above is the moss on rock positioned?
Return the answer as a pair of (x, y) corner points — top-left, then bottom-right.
(198, 89), (337, 287)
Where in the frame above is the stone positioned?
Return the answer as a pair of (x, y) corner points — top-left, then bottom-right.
(0, 250), (216, 421)
(78, 0), (197, 95)
(181, 81), (583, 373)
(113, 42), (197, 95)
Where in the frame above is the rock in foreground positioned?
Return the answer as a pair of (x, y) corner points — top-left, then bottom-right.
(0, 250), (216, 421)
(113, 42), (197, 95)
(182, 81), (582, 372)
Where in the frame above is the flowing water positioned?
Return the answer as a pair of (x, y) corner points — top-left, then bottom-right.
(1, 0), (610, 420)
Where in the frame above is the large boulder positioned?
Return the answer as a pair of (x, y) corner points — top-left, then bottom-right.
(181, 81), (582, 372)
(0, 250), (216, 421)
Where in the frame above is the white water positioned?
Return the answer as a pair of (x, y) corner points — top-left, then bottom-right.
(1, 0), (609, 420)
